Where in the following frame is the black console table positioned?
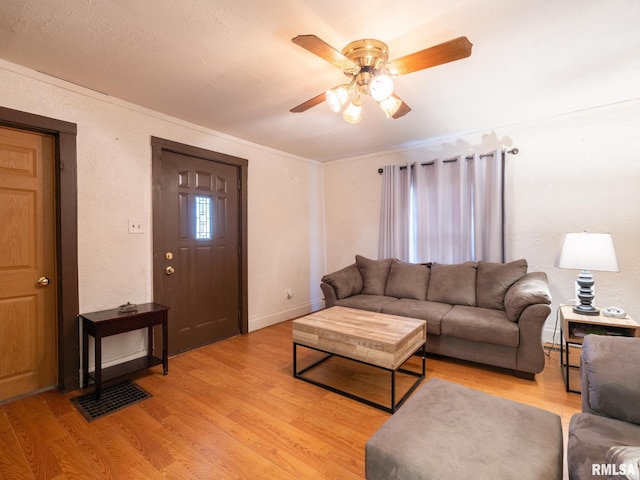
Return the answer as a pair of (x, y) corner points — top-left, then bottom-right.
(81, 302), (169, 398)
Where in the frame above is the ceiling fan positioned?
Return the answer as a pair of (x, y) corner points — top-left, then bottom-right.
(290, 34), (472, 123)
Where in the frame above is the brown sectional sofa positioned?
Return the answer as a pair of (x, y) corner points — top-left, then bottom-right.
(320, 255), (552, 378)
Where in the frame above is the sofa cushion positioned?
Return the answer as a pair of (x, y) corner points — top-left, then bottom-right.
(355, 255), (393, 296)
(335, 294), (398, 313)
(427, 262), (478, 306)
(568, 413), (640, 480)
(321, 263), (363, 299)
(384, 260), (430, 300)
(476, 259), (527, 310)
(440, 305), (519, 347)
(381, 299), (453, 335)
(582, 335), (640, 425)
(504, 272), (552, 322)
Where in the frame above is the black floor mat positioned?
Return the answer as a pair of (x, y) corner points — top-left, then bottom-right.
(70, 380), (151, 422)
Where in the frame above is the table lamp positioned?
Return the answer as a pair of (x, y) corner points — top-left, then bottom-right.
(555, 232), (619, 316)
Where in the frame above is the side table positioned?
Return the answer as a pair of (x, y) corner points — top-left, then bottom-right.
(560, 305), (639, 393)
(81, 302), (169, 399)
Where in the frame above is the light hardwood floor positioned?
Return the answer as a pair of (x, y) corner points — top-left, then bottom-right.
(0, 319), (581, 479)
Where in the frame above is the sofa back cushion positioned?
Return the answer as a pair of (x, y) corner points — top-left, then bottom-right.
(476, 259), (528, 310)
(384, 260), (430, 300)
(356, 255), (393, 295)
(427, 262), (478, 306)
(321, 263), (363, 299)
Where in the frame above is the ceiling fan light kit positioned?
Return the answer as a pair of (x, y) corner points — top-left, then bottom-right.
(342, 99), (363, 124)
(326, 85), (350, 112)
(369, 74), (394, 102)
(291, 34), (473, 123)
(379, 95), (403, 118)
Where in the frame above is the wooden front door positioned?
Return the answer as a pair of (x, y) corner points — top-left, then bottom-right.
(153, 149), (242, 354)
(0, 126), (57, 401)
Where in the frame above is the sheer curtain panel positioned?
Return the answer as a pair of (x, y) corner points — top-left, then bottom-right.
(413, 155), (473, 263)
(471, 150), (505, 262)
(378, 164), (411, 260)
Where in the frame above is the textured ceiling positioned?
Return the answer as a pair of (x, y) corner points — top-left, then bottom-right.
(1, 0), (639, 162)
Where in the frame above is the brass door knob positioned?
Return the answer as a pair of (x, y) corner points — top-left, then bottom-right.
(37, 276), (50, 286)
(165, 266), (175, 275)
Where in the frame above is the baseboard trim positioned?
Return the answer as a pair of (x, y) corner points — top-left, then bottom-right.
(543, 343), (562, 353)
(249, 299), (324, 332)
(542, 324), (561, 345)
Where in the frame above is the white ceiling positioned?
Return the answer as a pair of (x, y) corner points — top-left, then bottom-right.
(1, 0), (639, 162)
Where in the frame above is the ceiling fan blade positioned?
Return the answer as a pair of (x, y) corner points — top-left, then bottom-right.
(386, 36), (473, 76)
(390, 94), (412, 119)
(292, 35), (359, 73)
(290, 92), (326, 113)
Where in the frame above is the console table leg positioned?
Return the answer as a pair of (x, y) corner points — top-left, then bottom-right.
(95, 335), (102, 400)
(147, 326), (153, 361)
(82, 322), (89, 389)
(162, 314), (168, 375)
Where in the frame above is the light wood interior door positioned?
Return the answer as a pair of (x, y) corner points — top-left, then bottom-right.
(0, 126), (57, 401)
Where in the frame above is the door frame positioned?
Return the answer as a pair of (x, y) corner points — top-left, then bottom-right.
(0, 106), (79, 393)
(151, 137), (249, 334)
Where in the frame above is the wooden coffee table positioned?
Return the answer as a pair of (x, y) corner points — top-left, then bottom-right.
(292, 306), (426, 413)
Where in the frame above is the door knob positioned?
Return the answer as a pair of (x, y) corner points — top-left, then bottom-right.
(165, 266), (175, 275)
(37, 276), (50, 286)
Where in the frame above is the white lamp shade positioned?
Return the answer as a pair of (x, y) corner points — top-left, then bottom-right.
(555, 232), (619, 272)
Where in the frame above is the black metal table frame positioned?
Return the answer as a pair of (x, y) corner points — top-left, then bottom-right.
(560, 328), (581, 394)
(293, 341), (426, 413)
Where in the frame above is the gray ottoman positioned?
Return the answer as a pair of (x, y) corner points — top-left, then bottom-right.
(365, 378), (563, 480)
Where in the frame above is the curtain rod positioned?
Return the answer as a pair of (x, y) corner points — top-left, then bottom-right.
(377, 148), (519, 174)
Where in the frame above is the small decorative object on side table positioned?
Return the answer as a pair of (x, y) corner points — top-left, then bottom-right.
(560, 304), (639, 393)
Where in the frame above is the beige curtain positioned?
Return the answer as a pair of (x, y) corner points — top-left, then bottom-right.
(378, 150), (504, 263)
(378, 163), (411, 260)
(471, 149), (505, 262)
(413, 155), (473, 263)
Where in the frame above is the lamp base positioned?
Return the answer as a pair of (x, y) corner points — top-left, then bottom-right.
(572, 304), (600, 316)
(573, 270), (600, 316)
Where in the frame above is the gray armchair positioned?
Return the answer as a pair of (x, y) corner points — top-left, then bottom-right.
(568, 334), (640, 480)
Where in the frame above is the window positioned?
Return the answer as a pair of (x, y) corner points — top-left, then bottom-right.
(195, 196), (212, 240)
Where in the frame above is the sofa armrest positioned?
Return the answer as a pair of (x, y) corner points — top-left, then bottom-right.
(504, 272), (552, 322)
(580, 335), (640, 424)
(320, 263), (363, 306)
(515, 303), (552, 374)
(321, 282), (338, 308)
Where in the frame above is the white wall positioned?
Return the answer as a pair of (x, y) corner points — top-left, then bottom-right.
(324, 98), (640, 343)
(0, 60), (326, 373)
(3, 55), (638, 374)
